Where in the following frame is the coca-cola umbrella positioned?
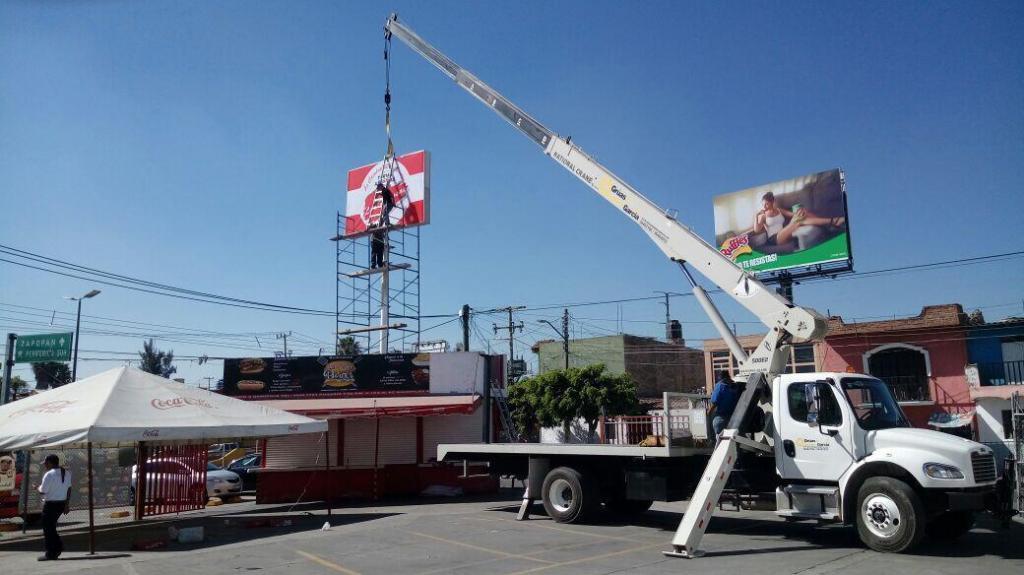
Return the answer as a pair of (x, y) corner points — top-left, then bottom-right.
(0, 367), (328, 554)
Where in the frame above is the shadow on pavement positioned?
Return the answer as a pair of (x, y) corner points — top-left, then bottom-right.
(484, 501), (1024, 560)
(0, 511), (395, 556)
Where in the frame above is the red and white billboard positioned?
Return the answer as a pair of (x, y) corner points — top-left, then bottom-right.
(344, 150), (430, 237)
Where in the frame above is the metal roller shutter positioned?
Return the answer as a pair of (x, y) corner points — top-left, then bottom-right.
(377, 417), (418, 465)
(422, 408), (483, 463)
(342, 418), (377, 468)
(265, 419), (336, 469)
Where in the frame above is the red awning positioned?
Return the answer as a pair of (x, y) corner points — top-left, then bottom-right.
(255, 395), (480, 419)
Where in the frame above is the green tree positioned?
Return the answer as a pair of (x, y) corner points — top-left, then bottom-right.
(508, 364), (640, 442)
(9, 375), (28, 399)
(138, 339), (176, 378)
(31, 362), (71, 389)
(336, 336), (362, 356)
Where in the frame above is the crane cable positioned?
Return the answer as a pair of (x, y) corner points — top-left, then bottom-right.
(383, 24), (394, 160)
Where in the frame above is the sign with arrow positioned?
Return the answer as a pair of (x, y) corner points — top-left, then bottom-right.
(14, 332), (74, 363)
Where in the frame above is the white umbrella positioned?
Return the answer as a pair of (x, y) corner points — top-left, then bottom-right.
(0, 367), (328, 555)
(0, 366), (326, 449)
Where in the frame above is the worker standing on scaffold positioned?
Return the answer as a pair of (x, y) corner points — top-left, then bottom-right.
(370, 181), (396, 269)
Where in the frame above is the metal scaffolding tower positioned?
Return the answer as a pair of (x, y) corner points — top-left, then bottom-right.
(335, 212), (421, 354)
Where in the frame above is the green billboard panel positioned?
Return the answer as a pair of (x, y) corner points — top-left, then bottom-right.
(713, 168), (852, 275)
(14, 332), (74, 363)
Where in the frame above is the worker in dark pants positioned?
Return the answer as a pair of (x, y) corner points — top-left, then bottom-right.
(37, 454), (71, 561)
(369, 182), (396, 269)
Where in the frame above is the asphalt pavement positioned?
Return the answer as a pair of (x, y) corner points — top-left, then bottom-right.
(0, 489), (1020, 574)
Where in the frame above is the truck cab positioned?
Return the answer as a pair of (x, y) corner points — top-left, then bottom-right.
(771, 372), (999, 552)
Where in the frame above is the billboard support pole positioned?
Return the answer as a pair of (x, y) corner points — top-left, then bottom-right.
(1, 333), (15, 405)
(776, 272), (794, 303)
(380, 229), (390, 353)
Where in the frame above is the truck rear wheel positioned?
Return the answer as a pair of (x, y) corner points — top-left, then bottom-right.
(541, 466), (601, 524)
(856, 477), (925, 553)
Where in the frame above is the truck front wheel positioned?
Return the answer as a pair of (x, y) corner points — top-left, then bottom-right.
(541, 466), (601, 524)
(856, 477), (925, 553)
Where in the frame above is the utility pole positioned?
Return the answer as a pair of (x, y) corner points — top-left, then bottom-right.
(493, 306), (525, 386)
(561, 308), (569, 369)
(654, 291), (681, 341)
(276, 331), (292, 357)
(539, 309), (570, 370)
(460, 304), (471, 351)
(1, 333), (15, 406)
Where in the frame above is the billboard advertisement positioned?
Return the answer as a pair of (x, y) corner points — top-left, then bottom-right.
(713, 169), (851, 274)
(344, 150), (430, 238)
(222, 353), (431, 398)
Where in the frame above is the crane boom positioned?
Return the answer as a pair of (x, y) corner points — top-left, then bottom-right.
(385, 15), (826, 349)
(384, 14), (829, 558)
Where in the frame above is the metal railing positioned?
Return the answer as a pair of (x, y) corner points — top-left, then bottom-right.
(977, 360), (1024, 387)
(877, 375), (931, 402)
(599, 393), (711, 448)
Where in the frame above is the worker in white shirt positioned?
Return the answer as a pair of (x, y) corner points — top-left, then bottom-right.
(36, 454), (71, 561)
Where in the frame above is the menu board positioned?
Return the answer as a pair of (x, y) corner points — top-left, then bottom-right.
(222, 353), (431, 398)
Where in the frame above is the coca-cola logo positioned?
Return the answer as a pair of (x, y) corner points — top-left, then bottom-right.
(142, 429), (160, 438)
(9, 400), (75, 418)
(288, 425), (299, 432)
(150, 397), (213, 410)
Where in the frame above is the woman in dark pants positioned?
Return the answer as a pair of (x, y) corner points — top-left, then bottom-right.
(37, 454), (71, 561)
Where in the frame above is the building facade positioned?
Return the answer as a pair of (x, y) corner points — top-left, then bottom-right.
(534, 334), (706, 398)
(702, 304), (975, 430)
(967, 316), (1024, 465)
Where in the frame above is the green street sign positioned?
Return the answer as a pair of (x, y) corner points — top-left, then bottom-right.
(14, 332), (74, 364)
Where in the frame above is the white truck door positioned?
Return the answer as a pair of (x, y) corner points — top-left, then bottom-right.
(777, 379), (856, 481)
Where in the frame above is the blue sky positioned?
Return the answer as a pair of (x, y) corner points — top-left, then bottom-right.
(1, 1), (1022, 385)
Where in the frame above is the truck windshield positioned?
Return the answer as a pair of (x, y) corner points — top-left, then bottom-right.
(840, 378), (910, 430)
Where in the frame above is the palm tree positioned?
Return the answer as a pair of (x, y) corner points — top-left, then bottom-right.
(31, 362), (71, 389)
(138, 339), (177, 378)
(336, 336), (362, 356)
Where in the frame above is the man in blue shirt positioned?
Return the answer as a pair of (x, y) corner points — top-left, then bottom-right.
(709, 371), (740, 441)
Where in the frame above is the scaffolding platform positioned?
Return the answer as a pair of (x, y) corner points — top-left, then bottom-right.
(344, 263), (411, 278)
(335, 212), (421, 354)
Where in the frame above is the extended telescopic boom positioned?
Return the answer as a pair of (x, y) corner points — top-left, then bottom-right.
(384, 13), (828, 557)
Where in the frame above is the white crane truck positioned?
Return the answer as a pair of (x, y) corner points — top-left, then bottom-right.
(383, 14), (1008, 556)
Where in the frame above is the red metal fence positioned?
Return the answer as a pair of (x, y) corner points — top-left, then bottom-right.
(138, 444), (208, 517)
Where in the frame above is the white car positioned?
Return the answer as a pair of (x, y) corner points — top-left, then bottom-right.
(131, 459), (242, 500)
(205, 463), (243, 497)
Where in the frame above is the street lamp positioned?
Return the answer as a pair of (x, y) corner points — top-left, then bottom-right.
(538, 319), (569, 370)
(65, 289), (101, 382)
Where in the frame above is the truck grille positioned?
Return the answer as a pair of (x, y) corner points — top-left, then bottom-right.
(971, 451), (996, 483)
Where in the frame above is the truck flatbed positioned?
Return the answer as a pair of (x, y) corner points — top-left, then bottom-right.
(439, 442), (713, 461)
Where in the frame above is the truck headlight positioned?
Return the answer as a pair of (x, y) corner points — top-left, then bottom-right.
(923, 463), (964, 479)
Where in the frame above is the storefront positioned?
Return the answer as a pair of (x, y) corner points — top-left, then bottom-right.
(219, 351), (502, 503)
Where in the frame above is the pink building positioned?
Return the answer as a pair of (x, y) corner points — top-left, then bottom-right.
(819, 304), (972, 428)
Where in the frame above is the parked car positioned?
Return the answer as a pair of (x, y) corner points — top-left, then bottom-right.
(130, 459), (242, 501)
(226, 453), (261, 491)
(206, 463), (243, 498)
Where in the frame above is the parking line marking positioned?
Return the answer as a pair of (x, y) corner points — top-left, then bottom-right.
(402, 529), (555, 564)
(469, 515), (645, 543)
(504, 542), (666, 575)
(295, 550), (363, 575)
